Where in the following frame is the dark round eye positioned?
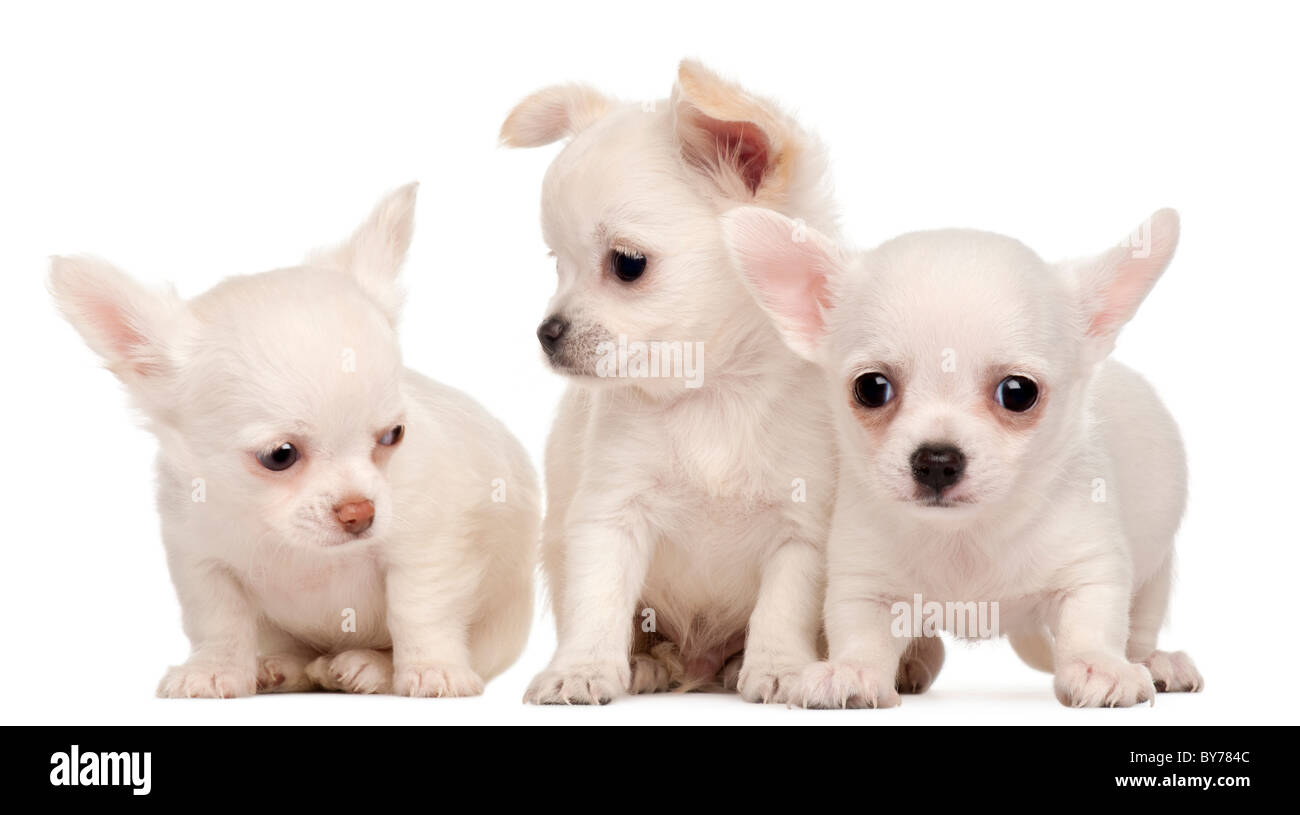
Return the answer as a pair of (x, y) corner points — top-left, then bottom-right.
(996, 375), (1039, 412)
(257, 443), (299, 472)
(378, 425), (405, 446)
(610, 250), (647, 283)
(853, 372), (894, 408)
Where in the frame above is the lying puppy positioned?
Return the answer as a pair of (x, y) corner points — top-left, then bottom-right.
(501, 61), (944, 704)
(723, 206), (1202, 707)
(50, 185), (539, 698)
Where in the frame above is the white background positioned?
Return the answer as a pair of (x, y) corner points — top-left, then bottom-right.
(2, 0), (1295, 725)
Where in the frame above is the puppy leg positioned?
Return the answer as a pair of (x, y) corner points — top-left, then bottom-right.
(525, 501), (654, 705)
(896, 635), (945, 694)
(1052, 579), (1156, 707)
(306, 650), (394, 694)
(157, 559), (258, 699)
(1126, 559), (1203, 693)
(797, 522), (907, 709)
(738, 540), (823, 704)
(386, 535), (484, 698)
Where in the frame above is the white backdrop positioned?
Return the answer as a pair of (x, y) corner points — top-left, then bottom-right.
(2, 0), (1295, 725)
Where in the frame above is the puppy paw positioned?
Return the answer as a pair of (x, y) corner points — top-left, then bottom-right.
(797, 660), (901, 709)
(157, 662), (256, 699)
(629, 652), (672, 694)
(306, 649), (394, 694)
(737, 656), (805, 704)
(896, 636), (945, 694)
(524, 661), (629, 705)
(256, 654), (313, 693)
(393, 662), (483, 698)
(1143, 650), (1203, 693)
(720, 652), (743, 692)
(1054, 652), (1156, 707)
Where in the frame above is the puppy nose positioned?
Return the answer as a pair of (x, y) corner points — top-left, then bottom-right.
(910, 445), (966, 493)
(334, 498), (375, 535)
(536, 316), (569, 356)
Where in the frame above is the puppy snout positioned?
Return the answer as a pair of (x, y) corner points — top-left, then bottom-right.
(334, 498), (375, 535)
(910, 444), (966, 493)
(536, 315), (569, 356)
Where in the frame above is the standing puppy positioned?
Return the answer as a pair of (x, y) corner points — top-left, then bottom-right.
(50, 185), (539, 697)
(502, 61), (943, 704)
(723, 206), (1202, 707)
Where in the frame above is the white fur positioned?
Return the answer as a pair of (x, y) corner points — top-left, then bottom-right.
(49, 184), (539, 698)
(502, 61), (849, 704)
(722, 206), (1202, 708)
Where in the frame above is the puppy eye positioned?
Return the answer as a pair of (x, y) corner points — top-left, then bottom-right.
(378, 425), (405, 446)
(853, 372), (894, 408)
(996, 375), (1039, 412)
(257, 443), (299, 472)
(610, 249), (647, 283)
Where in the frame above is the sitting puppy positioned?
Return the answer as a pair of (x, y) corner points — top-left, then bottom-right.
(722, 206), (1203, 707)
(49, 184), (539, 698)
(501, 61), (944, 704)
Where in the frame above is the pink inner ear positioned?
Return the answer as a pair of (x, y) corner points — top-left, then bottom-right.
(730, 211), (836, 348)
(711, 119), (770, 195)
(87, 297), (160, 376)
(682, 110), (773, 196)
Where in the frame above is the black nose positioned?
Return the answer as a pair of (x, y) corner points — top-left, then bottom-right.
(910, 444), (966, 493)
(536, 316), (568, 356)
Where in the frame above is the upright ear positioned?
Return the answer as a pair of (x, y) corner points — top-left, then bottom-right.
(721, 206), (843, 360)
(1071, 208), (1180, 360)
(48, 255), (191, 392)
(673, 60), (801, 201)
(499, 84), (613, 147)
(309, 182), (418, 322)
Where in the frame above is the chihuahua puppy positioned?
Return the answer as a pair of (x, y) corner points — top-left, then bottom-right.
(722, 206), (1202, 707)
(500, 61), (944, 704)
(50, 185), (539, 698)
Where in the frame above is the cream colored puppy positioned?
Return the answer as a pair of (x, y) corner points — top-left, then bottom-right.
(723, 206), (1202, 708)
(50, 185), (539, 698)
(501, 61), (944, 704)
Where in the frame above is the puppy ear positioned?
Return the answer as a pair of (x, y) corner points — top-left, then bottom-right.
(721, 206), (842, 359)
(672, 60), (800, 200)
(499, 84), (613, 147)
(1071, 208), (1180, 360)
(310, 182), (418, 322)
(48, 255), (191, 388)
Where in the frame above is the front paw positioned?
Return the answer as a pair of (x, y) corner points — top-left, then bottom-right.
(797, 660), (901, 709)
(393, 662), (484, 698)
(737, 656), (805, 704)
(1054, 652), (1156, 707)
(306, 649), (394, 694)
(524, 660), (629, 705)
(157, 661), (256, 699)
(1143, 650), (1203, 693)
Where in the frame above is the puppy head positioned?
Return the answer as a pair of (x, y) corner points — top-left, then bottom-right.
(501, 61), (833, 389)
(50, 184), (419, 548)
(723, 207), (1179, 517)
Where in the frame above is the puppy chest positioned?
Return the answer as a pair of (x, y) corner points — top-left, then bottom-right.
(244, 549), (391, 649)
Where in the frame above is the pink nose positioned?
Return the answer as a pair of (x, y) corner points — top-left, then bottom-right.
(334, 499), (374, 535)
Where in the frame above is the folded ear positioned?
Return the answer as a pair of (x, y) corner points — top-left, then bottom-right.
(672, 60), (801, 201)
(499, 84), (613, 148)
(309, 182), (418, 322)
(721, 206), (843, 359)
(48, 255), (191, 390)
(1071, 208), (1180, 360)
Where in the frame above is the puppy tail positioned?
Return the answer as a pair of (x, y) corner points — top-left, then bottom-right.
(1009, 627), (1055, 674)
